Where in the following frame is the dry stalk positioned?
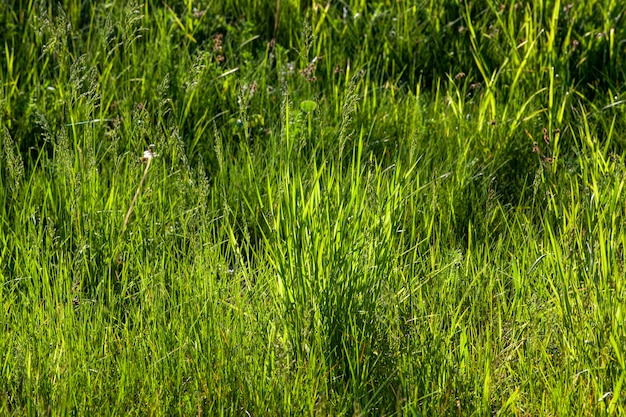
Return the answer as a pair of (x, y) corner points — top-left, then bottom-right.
(122, 155), (152, 232)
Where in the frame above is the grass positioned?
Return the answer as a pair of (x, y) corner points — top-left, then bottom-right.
(1, 0), (626, 415)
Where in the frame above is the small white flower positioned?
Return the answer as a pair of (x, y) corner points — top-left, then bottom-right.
(141, 144), (158, 162)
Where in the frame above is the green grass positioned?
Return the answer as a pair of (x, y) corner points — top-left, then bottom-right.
(1, 0), (626, 415)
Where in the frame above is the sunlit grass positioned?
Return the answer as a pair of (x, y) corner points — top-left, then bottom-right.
(1, 0), (625, 415)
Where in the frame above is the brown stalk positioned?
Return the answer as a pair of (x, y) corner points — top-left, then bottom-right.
(123, 156), (152, 232)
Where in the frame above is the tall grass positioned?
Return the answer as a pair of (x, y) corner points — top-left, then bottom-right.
(1, 0), (625, 415)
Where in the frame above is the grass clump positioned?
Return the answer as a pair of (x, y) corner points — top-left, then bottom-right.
(1, 0), (626, 415)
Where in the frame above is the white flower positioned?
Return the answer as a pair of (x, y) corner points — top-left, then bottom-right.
(141, 144), (158, 162)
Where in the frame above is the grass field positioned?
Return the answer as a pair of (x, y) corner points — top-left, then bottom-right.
(1, 0), (626, 415)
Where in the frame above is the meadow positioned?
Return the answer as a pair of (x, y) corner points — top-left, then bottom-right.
(1, 0), (626, 415)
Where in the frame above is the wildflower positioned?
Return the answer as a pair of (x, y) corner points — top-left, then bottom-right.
(141, 144), (157, 162)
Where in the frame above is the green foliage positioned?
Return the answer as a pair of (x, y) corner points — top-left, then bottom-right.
(1, 0), (626, 415)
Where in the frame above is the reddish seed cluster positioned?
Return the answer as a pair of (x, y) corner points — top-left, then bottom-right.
(213, 33), (223, 51)
(248, 80), (258, 99)
(532, 142), (541, 154)
(531, 127), (559, 165)
(300, 58), (318, 82)
(213, 33), (224, 62)
(193, 8), (205, 19)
